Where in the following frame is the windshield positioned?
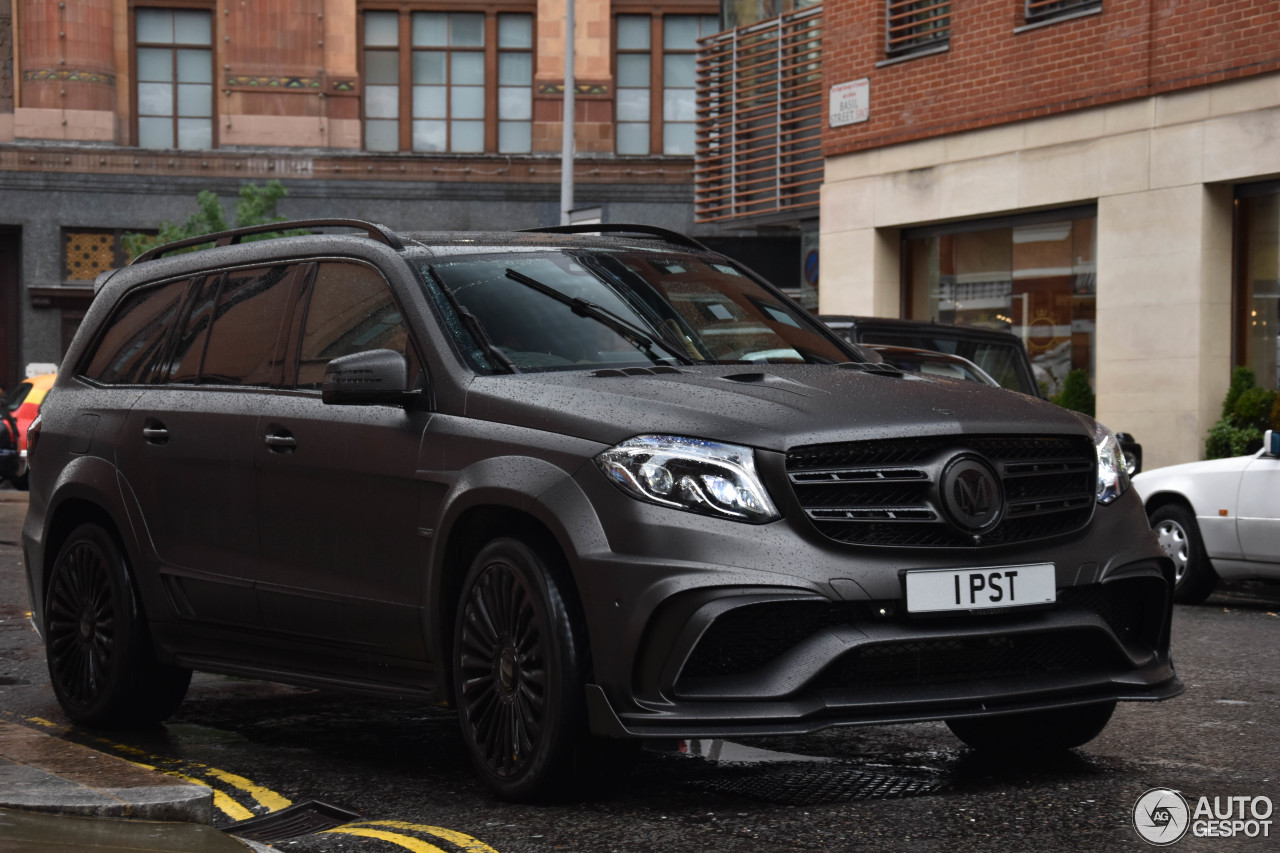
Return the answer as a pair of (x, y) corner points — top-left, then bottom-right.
(419, 249), (851, 372)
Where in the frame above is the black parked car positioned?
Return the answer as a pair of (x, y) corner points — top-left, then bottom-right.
(23, 220), (1180, 801)
(820, 315), (1144, 475)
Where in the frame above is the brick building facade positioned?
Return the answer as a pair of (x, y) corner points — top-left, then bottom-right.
(816, 0), (1280, 467)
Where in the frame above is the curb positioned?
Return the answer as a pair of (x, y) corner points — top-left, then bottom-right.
(0, 720), (213, 823)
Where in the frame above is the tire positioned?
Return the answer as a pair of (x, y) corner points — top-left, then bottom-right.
(10, 471), (28, 491)
(947, 701), (1116, 754)
(44, 523), (191, 727)
(1149, 503), (1218, 604)
(453, 536), (593, 801)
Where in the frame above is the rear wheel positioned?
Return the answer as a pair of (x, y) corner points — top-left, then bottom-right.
(947, 701), (1116, 753)
(45, 523), (190, 727)
(1149, 503), (1217, 604)
(453, 537), (592, 801)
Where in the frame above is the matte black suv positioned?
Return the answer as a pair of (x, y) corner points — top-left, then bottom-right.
(23, 220), (1181, 801)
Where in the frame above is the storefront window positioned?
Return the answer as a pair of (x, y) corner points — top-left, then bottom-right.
(905, 213), (1097, 397)
(1238, 192), (1280, 391)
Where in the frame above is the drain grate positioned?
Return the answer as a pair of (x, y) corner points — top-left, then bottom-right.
(687, 764), (945, 805)
(225, 800), (364, 842)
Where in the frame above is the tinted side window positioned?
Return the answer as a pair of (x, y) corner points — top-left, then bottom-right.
(199, 265), (302, 386)
(82, 280), (188, 384)
(295, 263), (409, 389)
(167, 275), (218, 383)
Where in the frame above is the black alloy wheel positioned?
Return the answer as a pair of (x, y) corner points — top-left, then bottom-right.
(46, 532), (117, 711)
(454, 537), (589, 801)
(45, 523), (190, 727)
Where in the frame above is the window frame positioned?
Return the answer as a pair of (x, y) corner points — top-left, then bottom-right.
(130, 2), (217, 150)
(883, 1), (951, 62)
(611, 4), (720, 157)
(1021, 0), (1102, 30)
(359, 2), (536, 154)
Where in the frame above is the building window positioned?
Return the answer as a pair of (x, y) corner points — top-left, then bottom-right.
(135, 8), (214, 150)
(63, 230), (150, 282)
(1237, 190), (1280, 392)
(362, 9), (533, 154)
(615, 13), (718, 156)
(904, 212), (1097, 397)
(1024, 0), (1101, 26)
(885, 1), (950, 60)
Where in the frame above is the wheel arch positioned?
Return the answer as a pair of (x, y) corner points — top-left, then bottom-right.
(1142, 490), (1197, 519)
(34, 461), (142, 631)
(431, 504), (585, 706)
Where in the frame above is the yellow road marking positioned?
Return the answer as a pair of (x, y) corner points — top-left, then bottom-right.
(165, 771), (256, 822)
(324, 827), (449, 853)
(356, 820), (502, 853)
(204, 767), (293, 811)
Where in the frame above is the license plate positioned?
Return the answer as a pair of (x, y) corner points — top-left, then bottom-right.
(905, 563), (1056, 613)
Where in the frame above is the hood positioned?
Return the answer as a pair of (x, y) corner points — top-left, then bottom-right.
(463, 364), (1090, 452)
(1131, 451), (1258, 498)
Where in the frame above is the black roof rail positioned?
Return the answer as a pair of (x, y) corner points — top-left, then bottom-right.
(521, 223), (710, 252)
(130, 218), (405, 264)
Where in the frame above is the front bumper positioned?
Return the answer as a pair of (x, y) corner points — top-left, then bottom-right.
(585, 571), (1181, 738)
(563, 456), (1181, 740)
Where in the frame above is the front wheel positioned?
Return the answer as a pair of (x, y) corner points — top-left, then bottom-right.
(45, 523), (191, 727)
(946, 701), (1116, 753)
(1149, 503), (1217, 604)
(453, 537), (590, 801)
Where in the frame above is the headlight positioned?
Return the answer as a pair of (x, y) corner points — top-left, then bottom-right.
(1095, 421), (1130, 505)
(595, 435), (780, 523)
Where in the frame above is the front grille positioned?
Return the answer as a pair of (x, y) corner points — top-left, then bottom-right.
(813, 629), (1121, 690)
(787, 435), (1095, 548)
(676, 578), (1159, 687)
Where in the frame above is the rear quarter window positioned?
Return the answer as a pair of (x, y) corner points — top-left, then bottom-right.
(82, 280), (189, 384)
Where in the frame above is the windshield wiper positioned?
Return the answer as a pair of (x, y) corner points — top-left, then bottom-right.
(502, 269), (694, 365)
(429, 270), (519, 373)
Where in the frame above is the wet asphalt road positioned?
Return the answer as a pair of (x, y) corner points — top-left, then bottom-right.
(1, 488), (1277, 852)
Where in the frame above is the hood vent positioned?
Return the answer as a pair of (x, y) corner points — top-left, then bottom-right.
(590, 366), (685, 378)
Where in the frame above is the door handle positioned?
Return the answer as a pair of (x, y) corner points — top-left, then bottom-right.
(142, 425), (169, 444)
(264, 433), (297, 452)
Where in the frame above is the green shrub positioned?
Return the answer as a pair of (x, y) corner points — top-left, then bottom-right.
(1233, 386), (1277, 431)
(1205, 366), (1275, 459)
(1052, 368), (1095, 417)
(1205, 421), (1264, 459)
(1221, 366), (1257, 420)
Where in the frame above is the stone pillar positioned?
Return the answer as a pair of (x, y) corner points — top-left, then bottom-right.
(1095, 184), (1234, 469)
(533, 0), (613, 154)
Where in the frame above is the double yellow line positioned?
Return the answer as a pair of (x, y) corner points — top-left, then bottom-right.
(12, 714), (501, 853)
(324, 820), (500, 853)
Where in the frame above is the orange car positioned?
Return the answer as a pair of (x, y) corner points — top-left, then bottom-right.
(1, 372), (56, 489)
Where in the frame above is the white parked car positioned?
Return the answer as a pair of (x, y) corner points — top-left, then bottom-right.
(1132, 430), (1280, 603)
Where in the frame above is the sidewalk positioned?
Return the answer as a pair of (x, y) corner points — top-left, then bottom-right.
(0, 721), (260, 852)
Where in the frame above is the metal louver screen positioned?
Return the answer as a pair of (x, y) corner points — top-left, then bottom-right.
(885, 1), (950, 57)
(1026, 1), (1102, 24)
(694, 6), (823, 223)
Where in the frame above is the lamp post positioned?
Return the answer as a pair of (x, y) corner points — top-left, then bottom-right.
(559, 0), (575, 225)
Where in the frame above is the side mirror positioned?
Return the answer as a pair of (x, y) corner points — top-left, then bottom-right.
(322, 349), (413, 406)
(1266, 429), (1279, 458)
